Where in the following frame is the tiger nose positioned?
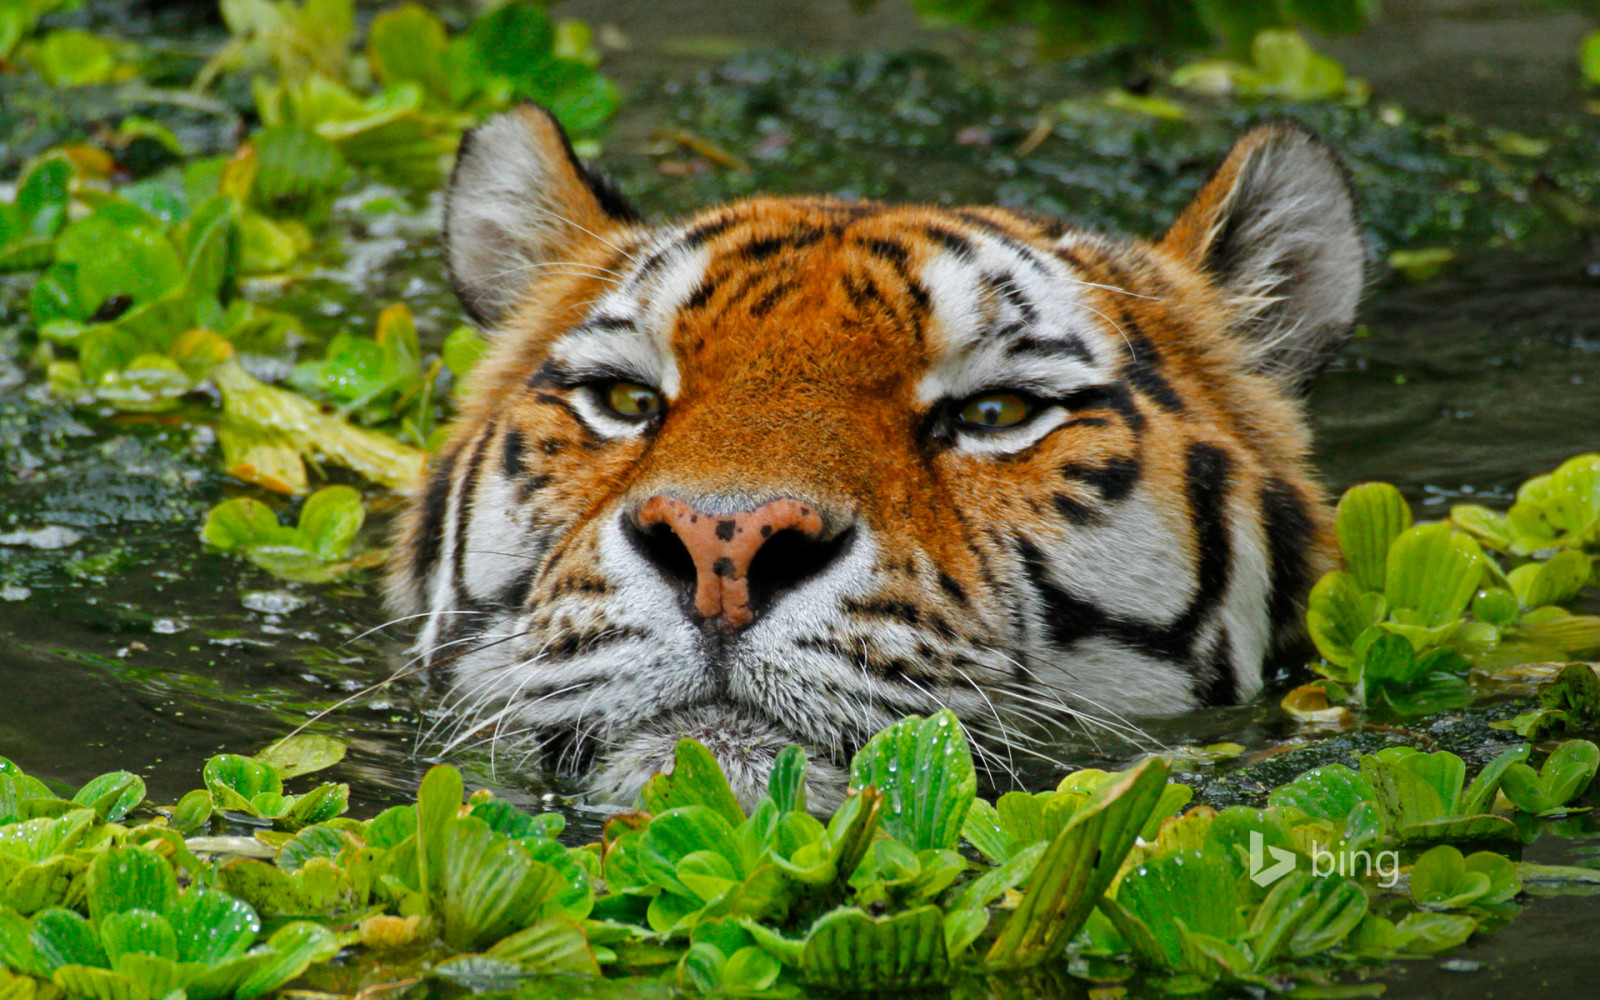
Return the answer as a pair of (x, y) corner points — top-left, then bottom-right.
(628, 496), (845, 629)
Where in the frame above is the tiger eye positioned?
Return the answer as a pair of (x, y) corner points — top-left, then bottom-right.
(603, 381), (664, 419)
(956, 392), (1032, 429)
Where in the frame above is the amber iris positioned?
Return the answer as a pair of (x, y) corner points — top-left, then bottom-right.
(956, 392), (1032, 428)
(602, 381), (665, 419)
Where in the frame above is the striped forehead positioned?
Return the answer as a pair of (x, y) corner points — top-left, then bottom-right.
(915, 225), (1118, 405)
(546, 224), (714, 398)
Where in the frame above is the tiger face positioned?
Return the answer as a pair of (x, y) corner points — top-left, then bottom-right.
(388, 105), (1363, 808)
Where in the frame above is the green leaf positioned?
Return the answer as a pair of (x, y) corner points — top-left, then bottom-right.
(638, 806), (742, 903)
(1463, 851), (1522, 906)
(202, 755), (283, 815)
(485, 915), (601, 976)
(1510, 549), (1591, 609)
(99, 910), (178, 964)
(1501, 740), (1600, 815)
(295, 486), (365, 562)
(1384, 523), (1484, 627)
(799, 905), (949, 989)
(1410, 845), (1490, 909)
(251, 126), (348, 216)
(767, 745), (807, 815)
(416, 764), (464, 902)
(439, 817), (561, 950)
(53, 208), (184, 319)
(1452, 504), (1515, 553)
(254, 734), (347, 781)
(1267, 763), (1374, 825)
(88, 849), (177, 927)
(985, 757), (1169, 968)
(168, 890), (259, 965)
(441, 326), (490, 388)
(48, 965), (147, 1000)
(469, 2), (555, 82)
(366, 3), (452, 105)
(848, 709), (977, 852)
(1583, 30), (1600, 87)
(1460, 744), (1531, 817)
(638, 739), (745, 829)
(200, 500), (297, 554)
(234, 921), (338, 1000)
(1306, 572), (1384, 669)
(71, 772), (144, 824)
(30, 909), (106, 972)
(1336, 482), (1412, 593)
(1100, 848), (1246, 973)
(13, 156), (72, 240)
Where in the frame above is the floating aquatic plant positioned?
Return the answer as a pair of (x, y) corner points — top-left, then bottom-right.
(4, 717), (1596, 997)
(1293, 472), (1600, 720)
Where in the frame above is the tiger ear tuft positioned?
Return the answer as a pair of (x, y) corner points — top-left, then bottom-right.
(1160, 123), (1365, 393)
(444, 103), (641, 329)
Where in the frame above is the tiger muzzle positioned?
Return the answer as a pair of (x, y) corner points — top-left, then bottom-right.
(627, 496), (850, 630)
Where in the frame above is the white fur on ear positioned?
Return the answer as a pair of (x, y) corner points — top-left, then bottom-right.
(1163, 124), (1366, 392)
(444, 104), (640, 329)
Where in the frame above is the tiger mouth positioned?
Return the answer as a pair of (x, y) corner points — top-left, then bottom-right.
(584, 702), (850, 812)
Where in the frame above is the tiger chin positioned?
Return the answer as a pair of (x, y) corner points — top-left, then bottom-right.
(386, 103), (1363, 812)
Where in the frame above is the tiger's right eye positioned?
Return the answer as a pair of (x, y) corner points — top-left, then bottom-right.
(602, 380), (665, 419)
(955, 391), (1033, 429)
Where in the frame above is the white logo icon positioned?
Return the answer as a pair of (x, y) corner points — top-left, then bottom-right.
(1248, 830), (1297, 886)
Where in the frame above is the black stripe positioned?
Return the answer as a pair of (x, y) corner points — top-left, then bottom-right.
(501, 426), (525, 480)
(1260, 477), (1315, 638)
(1121, 326), (1185, 413)
(682, 215), (736, 248)
(986, 273), (1039, 325)
(412, 446), (457, 585)
(527, 360), (566, 388)
(862, 237), (910, 268)
(585, 315), (634, 331)
(938, 572), (968, 606)
(751, 280), (800, 317)
(1195, 630), (1237, 706)
(1184, 442), (1234, 608)
(924, 226), (976, 259)
(684, 278), (717, 311)
(498, 566), (537, 609)
(1052, 494), (1096, 525)
(860, 237), (931, 313)
(450, 424), (495, 601)
(516, 473), (552, 505)
(1016, 538), (1188, 661)
(1060, 454), (1141, 503)
(1103, 384), (1146, 433)
(841, 271), (881, 312)
(1003, 333), (1092, 364)
(1053, 245), (1090, 271)
(741, 229), (823, 260)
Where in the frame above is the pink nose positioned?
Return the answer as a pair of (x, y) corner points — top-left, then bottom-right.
(634, 497), (827, 629)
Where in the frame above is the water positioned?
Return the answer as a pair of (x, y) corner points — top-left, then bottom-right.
(3, 1), (1600, 997)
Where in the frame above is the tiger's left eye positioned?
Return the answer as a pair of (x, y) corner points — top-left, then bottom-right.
(955, 392), (1033, 429)
(602, 381), (665, 419)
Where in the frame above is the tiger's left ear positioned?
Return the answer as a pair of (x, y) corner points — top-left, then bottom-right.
(1159, 123), (1365, 393)
(445, 103), (642, 329)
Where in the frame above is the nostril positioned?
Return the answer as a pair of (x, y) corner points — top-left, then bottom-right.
(745, 525), (854, 615)
(623, 516), (697, 591)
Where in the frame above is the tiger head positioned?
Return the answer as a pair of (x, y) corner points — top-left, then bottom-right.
(388, 105), (1363, 808)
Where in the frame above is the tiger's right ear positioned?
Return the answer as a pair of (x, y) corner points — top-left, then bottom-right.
(444, 104), (641, 329)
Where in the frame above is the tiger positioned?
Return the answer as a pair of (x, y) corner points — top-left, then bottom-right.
(387, 103), (1364, 809)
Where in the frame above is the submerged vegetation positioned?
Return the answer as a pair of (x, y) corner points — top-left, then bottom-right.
(3, 716), (1598, 998)
(3, 1), (1600, 997)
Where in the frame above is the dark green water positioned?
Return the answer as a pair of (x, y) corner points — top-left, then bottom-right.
(2, 2), (1600, 997)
